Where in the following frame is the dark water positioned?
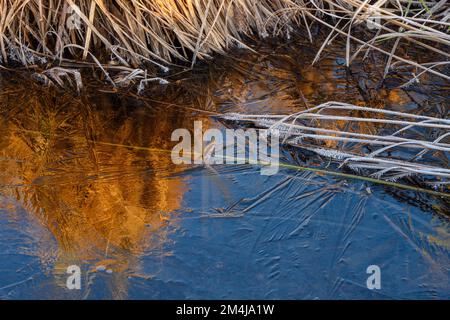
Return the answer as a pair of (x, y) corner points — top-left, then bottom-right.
(0, 37), (449, 299)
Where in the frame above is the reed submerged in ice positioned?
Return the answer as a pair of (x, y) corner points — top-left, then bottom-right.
(171, 121), (280, 175)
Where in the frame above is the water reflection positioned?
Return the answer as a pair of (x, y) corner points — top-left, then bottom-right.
(0, 78), (195, 297)
(0, 34), (448, 299)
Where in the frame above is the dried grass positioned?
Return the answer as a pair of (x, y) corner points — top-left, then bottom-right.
(0, 0), (448, 80)
(221, 102), (450, 188)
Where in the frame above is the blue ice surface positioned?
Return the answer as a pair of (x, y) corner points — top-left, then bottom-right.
(1, 163), (448, 300)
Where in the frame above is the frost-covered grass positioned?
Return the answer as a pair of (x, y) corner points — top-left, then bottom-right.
(0, 0), (448, 81)
(221, 102), (450, 187)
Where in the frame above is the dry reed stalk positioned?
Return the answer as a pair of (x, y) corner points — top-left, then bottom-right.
(0, 0), (447, 82)
(221, 102), (450, 187)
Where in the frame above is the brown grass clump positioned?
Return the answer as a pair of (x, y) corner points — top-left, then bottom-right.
(0, 1), (448, 80)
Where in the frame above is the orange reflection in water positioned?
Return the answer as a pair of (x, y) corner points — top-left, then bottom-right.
(0, 78), (192, 284)
(1, 36), (443, 298)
